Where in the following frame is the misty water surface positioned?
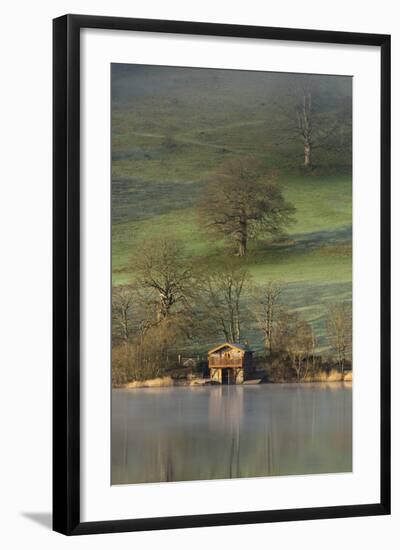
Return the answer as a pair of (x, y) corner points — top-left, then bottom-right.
(112, 383), (352, 484)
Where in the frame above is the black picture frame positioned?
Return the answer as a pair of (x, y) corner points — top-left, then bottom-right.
(53, 14), (391, 535)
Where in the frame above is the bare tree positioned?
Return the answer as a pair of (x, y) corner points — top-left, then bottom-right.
(112, 238), (201, 384)
(295, 81), (314, 168)
(272, 75), (351, 169)
(310, 325), (317, 378)
(199, 158), (295, 256)
(273, 308), (293, 351)
(112, 285), (135, 343)
(133, 238), (194, 322)
(112, 317), (185, 385)
(254, 281), (286, 360)
(200, 261), (250, 343)
(132, 317), (184, 380)
(326, 302), (352, 373)
(271, 309), (315, 381)
(286, 317), (314, 382)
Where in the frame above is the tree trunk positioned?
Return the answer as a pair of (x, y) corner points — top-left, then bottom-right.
(267, 302), (273, 362)
(340, 352), (345, 375)
(234, 314), (241, 343)
(157, 292), (171, 321)
(304, 140), (312, 168)
(294, 360), (300, 382)
(236, 219), (248, 256)
(237, 238), (246, 256)
(122, 308), (129, 342)
(301, 90), (312, 169)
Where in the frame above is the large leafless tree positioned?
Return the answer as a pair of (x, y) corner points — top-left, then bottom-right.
(199, 158), (295, 256)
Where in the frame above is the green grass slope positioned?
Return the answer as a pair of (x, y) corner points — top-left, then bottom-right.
(111, 65), (352, 352)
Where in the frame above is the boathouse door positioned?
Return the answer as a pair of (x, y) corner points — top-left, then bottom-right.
(221, 369), (233, 385)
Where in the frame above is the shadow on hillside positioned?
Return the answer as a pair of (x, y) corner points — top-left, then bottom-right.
(269, 225), (352, 253)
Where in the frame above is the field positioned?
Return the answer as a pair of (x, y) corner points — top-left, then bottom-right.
(111, 65), (352, 353)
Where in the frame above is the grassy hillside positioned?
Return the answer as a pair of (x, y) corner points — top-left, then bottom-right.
(111, 65), (352, 353)
(112, 176), (351, 283)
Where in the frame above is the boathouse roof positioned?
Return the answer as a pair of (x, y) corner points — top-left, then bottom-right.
(207, 342), (251, 355)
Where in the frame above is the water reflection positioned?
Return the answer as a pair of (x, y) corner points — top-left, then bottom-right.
(112, 383), (352, 484)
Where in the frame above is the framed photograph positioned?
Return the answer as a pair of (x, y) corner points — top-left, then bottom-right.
(53, 14), (391, 535)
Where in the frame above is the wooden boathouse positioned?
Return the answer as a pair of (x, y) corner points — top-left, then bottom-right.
(208, 343), (253, 384)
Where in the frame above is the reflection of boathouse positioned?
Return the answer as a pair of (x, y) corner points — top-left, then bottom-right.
(208, 343), (253, 384)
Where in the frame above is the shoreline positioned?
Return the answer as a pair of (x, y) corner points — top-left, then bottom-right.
(115, 372), (352, 389)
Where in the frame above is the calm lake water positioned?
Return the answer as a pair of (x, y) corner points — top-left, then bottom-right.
(112, 383), (352, 485)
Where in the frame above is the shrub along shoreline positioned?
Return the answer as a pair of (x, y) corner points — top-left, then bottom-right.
(114, 369), (352, 389)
